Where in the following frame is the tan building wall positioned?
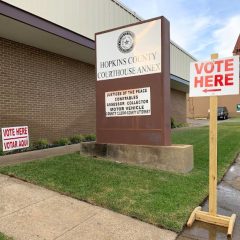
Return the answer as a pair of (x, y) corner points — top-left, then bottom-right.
(218, 95), (240, 117)
(0, 37), (96, 143)
(171, 89), (187, 123)
(187, 95), (240, 118)
(187, 96), (209, 118)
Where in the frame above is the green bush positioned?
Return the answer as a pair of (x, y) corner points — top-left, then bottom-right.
(33, 138), (49, 149)
(83, 134), (96, 142)
(0, 147), (4, 156)
(171, 118), (176, 128)
(69, 134), (84, 144)
(55, 137), (70, 146)
(176, 122), (188, 128)
(171, 118), (188, 128)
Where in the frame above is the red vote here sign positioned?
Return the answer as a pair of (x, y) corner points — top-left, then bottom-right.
(1, 126), (29, 152)
(190, 56), (239, 97)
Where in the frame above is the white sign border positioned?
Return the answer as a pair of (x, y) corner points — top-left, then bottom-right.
(189, 56), (239, 97)
(1, 126), (29, 152)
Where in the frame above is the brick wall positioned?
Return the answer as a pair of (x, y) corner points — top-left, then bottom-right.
(0, 37), (96, 143)
(0, 37), (188, 146)
(171, 89), (187, 123)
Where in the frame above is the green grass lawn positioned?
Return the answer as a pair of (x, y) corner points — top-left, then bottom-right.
(0, 122), (240, 232)
(0, 233), (12, 240)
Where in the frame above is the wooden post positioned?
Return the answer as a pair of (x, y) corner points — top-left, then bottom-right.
(187, 53), (237, 237)
(209, 53), (218, 215)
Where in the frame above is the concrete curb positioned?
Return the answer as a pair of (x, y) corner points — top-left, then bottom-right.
(0, 144), (80, 166)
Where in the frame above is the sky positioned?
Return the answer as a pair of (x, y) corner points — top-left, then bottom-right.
(120, 0), (240, 60)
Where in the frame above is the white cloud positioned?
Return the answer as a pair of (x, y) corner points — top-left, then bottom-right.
(171, 15), (214, 50)
(120, 0), (239, 59)
(120, 0), (216, 57)
(190, 40), (214, 57)
(212, 15), (240, 57)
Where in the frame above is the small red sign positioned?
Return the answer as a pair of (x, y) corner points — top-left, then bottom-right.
(1, 126), (29, 152)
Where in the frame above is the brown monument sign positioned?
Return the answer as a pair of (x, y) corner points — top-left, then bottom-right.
(95, 16), (170, 146)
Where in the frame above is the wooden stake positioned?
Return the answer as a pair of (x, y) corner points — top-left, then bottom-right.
(187, 53), (237, 237)
(228, 214), (236, 237)
(187, 206), (202, 227)
(209, 53), (218, 215)
(196, 211), (229, 227)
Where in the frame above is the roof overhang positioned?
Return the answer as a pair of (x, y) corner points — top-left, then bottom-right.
(0, 1), (190, 92)
(170, 74), (189, 93)
(0, 1), (95, 64)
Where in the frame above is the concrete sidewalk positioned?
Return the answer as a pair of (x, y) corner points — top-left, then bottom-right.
(0, 174), (176, 240)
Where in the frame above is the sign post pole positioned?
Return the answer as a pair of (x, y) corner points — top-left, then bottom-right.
(187, 53), (238, 237)
(209, 53), (218, 216)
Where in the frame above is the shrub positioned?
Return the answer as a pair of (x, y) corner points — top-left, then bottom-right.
(171, 118), (176, 128)
(176, 122), (189, 128)
(171, 118), (188, 129)
(83, 134), (96, 142)
(55, 137), (70, 146)
(69, 134), (84, 144)
(0, 147), (4, 156)
(33, 138), (49, 149)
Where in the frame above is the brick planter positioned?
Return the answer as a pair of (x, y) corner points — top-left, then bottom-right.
(0, 144), (80, 166)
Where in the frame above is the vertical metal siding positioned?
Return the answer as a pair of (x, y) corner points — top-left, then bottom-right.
(2, 0), (138, 40)
(3, 0), (195, 81)
(170, 43), (195, 81)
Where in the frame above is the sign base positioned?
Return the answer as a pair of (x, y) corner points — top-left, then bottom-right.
(80, 142), (193, 173)
(187, 207), (236, 237)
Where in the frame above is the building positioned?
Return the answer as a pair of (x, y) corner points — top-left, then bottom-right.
(0, 0), (195, 143)
(187, 34), (240, 119)
(233, 34), (240, 56)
